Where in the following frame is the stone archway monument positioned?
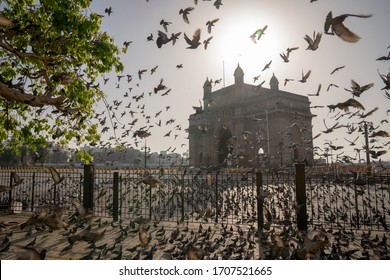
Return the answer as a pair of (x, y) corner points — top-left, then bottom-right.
(188, 64), (314, 168)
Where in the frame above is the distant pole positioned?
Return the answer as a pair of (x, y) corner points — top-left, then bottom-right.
(83, 164), (94, 212)
(222, 60), (225, 88)
(265, 110), (270, 155)
(363, 122), (371, 173)
(295, 163), (307, 231)
(144, 138), (147, 168)
(325, 148), (329, 166)
(256, 172), (264, 259)
(215, 171), (220, 223)
(113, 172), (119, 222)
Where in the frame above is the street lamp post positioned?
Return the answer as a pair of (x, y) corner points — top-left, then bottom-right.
(358, 120), (373, 173)
(144, 140), (146, 168)
(265, 109), (270, 155)
(324, 146), (330, 167)
(133, 129), (151, 168)
(363, 122), (371, 171)
(144, 138), (148, 168)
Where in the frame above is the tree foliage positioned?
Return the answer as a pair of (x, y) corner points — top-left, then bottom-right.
(0, 0), (123, 156)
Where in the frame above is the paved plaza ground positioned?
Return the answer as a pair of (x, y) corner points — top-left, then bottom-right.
(1, 210), (389, 260)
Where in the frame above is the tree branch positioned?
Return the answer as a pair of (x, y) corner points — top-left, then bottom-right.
(0, 38), (54, 64)
(0, 79), (65, 108)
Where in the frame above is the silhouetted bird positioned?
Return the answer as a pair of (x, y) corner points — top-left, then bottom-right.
(284, 78), (294, 86)
(49, 166), (65, 185)
(156, 31), (172, 48)
(344, 80), (374, 97)
(324, 11), (372, 42)
(250, 25), (268, 44)
(203, 36), (213, 49)
(304, 31), (321, 50)
(322, 119), (342, 133)
(139, 223), (150, 247)
(206, 18), (219, 33)
(370, 130), (389, 138)
(104, 7), (113, 16)
(359, 107), (378, 119)
(344, 136), (359, 146)
(154, 79), (167, 94)
(376, 51), (390, 61)
(370, 150), (387, 159)
(330, 65), (345, 75)
(170, 32), (181, 45)
(262, 60), (272, 71)
(184, 28), (201, 49)
(377, 70), (390, 90)
(179, 7), (194, 24)
(327, 98), (365, 112)
(214, 0), (223, 9)
(25, 237), (37, 248)
(0, 237), (10, 252)
(160, 19), (171, 32)
(15, 246), (47, 260)
(10, 171), (23, 186)
(327, 83), (339, 91)
(138, 69), (147, 79)
(308, 84), (322, 96)
(299, 70), (311, 83)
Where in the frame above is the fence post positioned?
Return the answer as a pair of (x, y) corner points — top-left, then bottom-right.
(149, 185), (152, 220)
(83, 164), (94, 212)
(215, 171), (219, 223)
(53, 184), (57, 206)
(119, 174), (123, 219)
(113, 172), (119, 222)
(256, 172), (264, 259)
(353, 183), (360, 230)
(8, 171), (13, 211)
(180, 184), (185, 223)
(256, 172), (264, 233)
(79, 174), (83, 201)
(30, 172), (35, 212)
(295, 163), (308, 231)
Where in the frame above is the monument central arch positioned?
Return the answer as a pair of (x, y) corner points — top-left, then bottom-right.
(216, 127), (233, 165)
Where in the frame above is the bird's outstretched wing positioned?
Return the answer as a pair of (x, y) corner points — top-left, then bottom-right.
(49, 167), (64, 185)
(250, 25), (268, 43)
(325, 12), (372, 42)
(332, 23), (360, 43)
(184, 28), (201, 48)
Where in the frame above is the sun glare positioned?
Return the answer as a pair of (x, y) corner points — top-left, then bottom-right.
(214, 16), (282, 85)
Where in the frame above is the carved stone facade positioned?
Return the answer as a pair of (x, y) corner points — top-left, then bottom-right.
(188, 64), (314, 168)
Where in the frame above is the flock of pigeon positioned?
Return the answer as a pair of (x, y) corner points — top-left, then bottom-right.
(84, 0), (390, 170)
(90, 1), (233, 159)
(0, 165), (389, 260)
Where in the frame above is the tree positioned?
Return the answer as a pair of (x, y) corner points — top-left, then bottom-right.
(0, 0), (123, 161)
(0, 146), (20, 164)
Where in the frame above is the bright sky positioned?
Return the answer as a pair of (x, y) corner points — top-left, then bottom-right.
(88, 0), (390, 163)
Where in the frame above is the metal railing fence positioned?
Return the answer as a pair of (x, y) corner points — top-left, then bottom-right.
(1, 165), (389, 232)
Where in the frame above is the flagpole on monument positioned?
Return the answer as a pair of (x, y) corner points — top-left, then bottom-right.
(222, 60), (225, 88)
